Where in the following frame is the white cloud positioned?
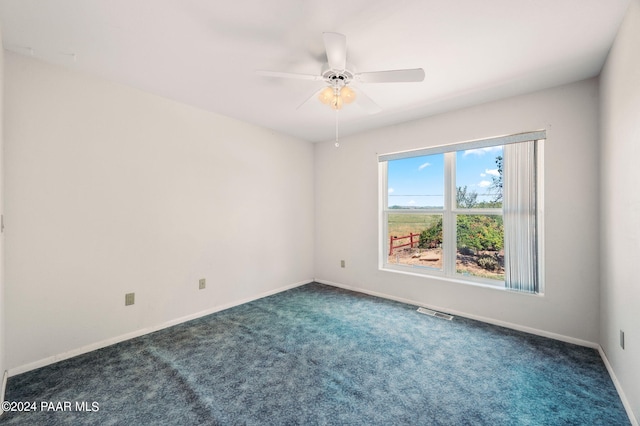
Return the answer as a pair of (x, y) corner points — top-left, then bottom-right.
(463, 146), (502, 156)
(485, 168), (500, 176)
(388, 187), (394, 193)
(478, 180), (492, 188)
(408, 200), (416, 205)
(418, 162), (431, 170)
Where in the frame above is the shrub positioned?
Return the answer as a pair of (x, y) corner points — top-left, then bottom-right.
(415, 215), (503, 253)
(458, 245), (476, 256)
(419, 218), (443, 249)
(477, 254), (500, 271)
(457, 215), (504, 252)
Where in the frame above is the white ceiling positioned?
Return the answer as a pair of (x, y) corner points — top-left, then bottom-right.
(0, 0), (631, 142)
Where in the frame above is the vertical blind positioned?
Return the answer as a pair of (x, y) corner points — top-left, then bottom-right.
(503, 140), (539, 293)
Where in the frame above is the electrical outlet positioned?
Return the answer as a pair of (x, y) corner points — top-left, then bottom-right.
(620, 330), (625, 349)
(340, 260), (345, 268)
(125, 293), (135, 306)
(199, 278), (206, 290)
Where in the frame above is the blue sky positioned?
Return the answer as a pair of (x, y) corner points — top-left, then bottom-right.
(387, 146), (503, 208)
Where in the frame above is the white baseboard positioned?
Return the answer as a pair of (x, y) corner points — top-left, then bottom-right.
(315, 278), (598, 348)
(316, 278), (637, 425)
(9, 279), (312, 377)
(598, 346), (638, 426)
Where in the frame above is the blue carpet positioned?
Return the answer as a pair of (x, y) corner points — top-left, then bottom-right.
(1, 282), (629, 425)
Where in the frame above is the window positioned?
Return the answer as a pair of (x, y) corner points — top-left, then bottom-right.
(380, 131), (544, 293)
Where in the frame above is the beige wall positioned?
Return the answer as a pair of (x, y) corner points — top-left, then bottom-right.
(600, 0), (640, 421)
(4, 52), (315, 372)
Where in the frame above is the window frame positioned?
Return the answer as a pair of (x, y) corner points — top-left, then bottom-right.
(379, 131), (545, 293)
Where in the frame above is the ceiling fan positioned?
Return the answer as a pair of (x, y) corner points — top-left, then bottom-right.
(257, 32), (425, 114)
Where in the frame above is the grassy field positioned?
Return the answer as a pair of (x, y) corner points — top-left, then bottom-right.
(387, 213), (441, 238)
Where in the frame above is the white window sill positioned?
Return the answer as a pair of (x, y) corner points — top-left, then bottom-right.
(380, 263), (544, 296)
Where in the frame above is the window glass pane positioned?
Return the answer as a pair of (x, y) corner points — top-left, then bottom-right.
(387, 213), (442, 271)
(455, 146), (503, 208)
(388, 154), (444, 209)
(456, 214), (504, 281)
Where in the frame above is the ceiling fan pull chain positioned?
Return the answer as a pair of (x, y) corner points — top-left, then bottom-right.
(335, 110), (340, 148)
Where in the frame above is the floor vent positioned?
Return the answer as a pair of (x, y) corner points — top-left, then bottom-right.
(417, 307), (454, 321)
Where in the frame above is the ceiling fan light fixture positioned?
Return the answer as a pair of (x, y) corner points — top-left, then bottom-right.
(318, 87), (334, 104)
(340, 86), (356, 104)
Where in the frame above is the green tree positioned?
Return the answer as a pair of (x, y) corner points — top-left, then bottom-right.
(490, 155), (503, 203)
(456, 185), (478, 208)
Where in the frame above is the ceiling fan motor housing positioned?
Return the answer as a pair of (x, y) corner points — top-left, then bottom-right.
(321, 63), (355, 87)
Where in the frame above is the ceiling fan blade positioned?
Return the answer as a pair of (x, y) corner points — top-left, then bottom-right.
(296, 88), (325, 110)
(351, 87), (382, 114)
(323, 32), (347, 71)
(256, 70), (323, 81)
(356, 68), (425, 83)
